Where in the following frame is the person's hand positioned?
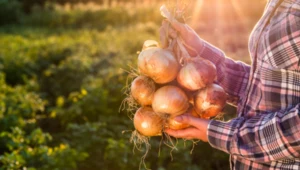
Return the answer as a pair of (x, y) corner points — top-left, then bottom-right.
(164, 114), (210, 142)
(159, 19), (205, 57)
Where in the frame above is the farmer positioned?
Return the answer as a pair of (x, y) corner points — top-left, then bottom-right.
(162, 0), (300, 169)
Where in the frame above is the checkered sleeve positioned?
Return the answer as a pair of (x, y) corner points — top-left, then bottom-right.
(207, 105), (300, 162)
(199, 40), (251, 100)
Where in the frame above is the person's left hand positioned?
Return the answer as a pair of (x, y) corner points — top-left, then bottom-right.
(164, 115), (210, 142)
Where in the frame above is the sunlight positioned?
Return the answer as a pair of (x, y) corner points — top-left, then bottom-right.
(215, 0), (224, 30)
(230, 0), (249, 29)
(190, 0), (248, 30)
(190, 0), (203, 27)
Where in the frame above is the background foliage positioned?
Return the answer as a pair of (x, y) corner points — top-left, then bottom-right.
(0, 0), (266, 169)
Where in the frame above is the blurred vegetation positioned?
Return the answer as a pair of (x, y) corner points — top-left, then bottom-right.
(0, 0), (266, 169)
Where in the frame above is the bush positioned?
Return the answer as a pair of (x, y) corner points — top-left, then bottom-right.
(0, 73), (88, 169)
(0, 0), (23, 25)
(0, 23), (230, 170)
(21, 3), (162, 30)
(0, 127), (87, 170)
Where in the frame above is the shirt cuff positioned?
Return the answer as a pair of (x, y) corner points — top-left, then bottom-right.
(207, 118), (241, 154)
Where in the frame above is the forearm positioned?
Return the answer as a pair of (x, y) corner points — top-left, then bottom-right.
(208, 105), (300, 162)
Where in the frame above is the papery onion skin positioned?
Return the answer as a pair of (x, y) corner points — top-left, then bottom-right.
(133, 107), (163, 136)
(166, 107), (199, 130)
(177, 59), (216, 91)
(138, 47), (180, 84)
(131, 76), (156, 106)
(194, 84), (227, 118)
(152, 85), (189, 117)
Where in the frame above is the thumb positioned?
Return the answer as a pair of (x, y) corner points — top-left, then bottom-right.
(174, 114), (200, 127)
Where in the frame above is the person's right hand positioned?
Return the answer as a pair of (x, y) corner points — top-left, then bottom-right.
(164, 114), (210, 142)
(159, 19), (205, 57)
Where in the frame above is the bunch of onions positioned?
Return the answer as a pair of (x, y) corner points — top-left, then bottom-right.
(129, 42), (227, 136)
(128, 42), (227, 138)
(122, 6), (231, 170)
(138, 47), (180, 84)
(124, 6), (229, 170)
(194, 84), (227, 118)
(177, 59), (217, 91)
(130, 76), (156, 106)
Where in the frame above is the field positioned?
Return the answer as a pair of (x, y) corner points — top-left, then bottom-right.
(0, 1), (266, 169)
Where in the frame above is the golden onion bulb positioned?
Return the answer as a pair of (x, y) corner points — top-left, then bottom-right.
(194, 84), (227, 118)
(152, 85), (189, 117)
(133, 107), (163, 136)
(130, 76), (156, 106)
(138, 47), (180, 84)
(177, 59), (216, 91)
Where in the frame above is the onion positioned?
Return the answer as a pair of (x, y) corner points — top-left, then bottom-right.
(152, 85), (189, 117)
(194, 84), (227, 118)
(166, 107), (199, 130)
(177, 59), (216, 91)
(133, 107), (163, 136)
(131, 76), (156, 106)
(138, 47), (180, 84)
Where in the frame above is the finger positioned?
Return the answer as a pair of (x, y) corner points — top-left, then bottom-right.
(165, 127), (198, 139)
(161, 19), (169, 28)
(159, 24), (168, 48)
(161, 20), (178, 39)
(166, 19), (187, 35)
(174, 115), (202, 128)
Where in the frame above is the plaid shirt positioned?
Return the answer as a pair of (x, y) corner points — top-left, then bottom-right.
(199, 0), (300, 169)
